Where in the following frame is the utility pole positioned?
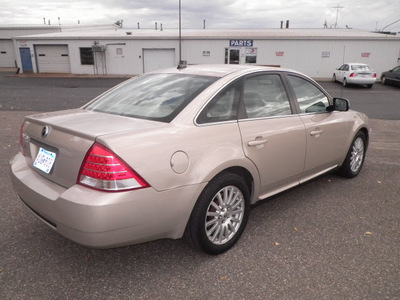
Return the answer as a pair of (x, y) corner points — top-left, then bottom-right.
(333, 3), (344, 28)
(179, 0), (182, 63)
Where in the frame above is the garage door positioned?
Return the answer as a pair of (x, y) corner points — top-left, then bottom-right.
(143, 49), (175, 73)
(0, 40), (16, 67)
(36, 45), (71, 73)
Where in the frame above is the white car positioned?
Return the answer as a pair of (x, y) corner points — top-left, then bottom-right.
(332, 63), (376, 88)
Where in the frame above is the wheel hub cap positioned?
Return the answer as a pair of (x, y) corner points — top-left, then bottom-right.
(205, 186), (245, 245)
(350, 137), (365, 173)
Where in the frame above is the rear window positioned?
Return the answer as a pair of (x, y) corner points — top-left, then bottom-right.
(85, 74), (217, 122)
(351, 65), (372, 71)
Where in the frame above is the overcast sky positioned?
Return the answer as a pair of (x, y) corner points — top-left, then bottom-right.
(1, 0), (399, 32)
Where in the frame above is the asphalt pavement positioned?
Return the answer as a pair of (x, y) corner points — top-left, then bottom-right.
(0, 71), (399, 299)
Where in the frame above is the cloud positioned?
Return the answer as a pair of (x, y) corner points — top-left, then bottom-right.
(1, 0), (399, 31)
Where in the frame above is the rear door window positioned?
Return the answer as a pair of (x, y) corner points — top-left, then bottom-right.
(197, 80), (241, 124)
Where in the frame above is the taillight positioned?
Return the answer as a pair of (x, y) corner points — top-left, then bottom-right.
(349, 73), (355, 77)
(78, 142), (150, 192)
(373, 73), (377, 78)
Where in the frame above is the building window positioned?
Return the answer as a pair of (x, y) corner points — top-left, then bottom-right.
(245, 48), (257, 64)
(80, 47), (94, 65)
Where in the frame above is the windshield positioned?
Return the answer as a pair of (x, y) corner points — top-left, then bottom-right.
(85, 73), (217, 122)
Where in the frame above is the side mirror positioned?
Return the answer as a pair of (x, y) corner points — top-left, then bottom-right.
(329, 98), (349, 112)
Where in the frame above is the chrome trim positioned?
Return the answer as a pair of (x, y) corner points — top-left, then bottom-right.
(238, 113), (299, 122)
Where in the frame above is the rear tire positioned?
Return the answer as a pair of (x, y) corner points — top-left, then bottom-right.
(338, 131), (367, 178)
(366, 84), (373, 88)
(185, 172), (250, 255)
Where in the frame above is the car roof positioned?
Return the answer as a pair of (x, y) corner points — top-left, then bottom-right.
(148, 64), (296, 78)
(346, 63), (370, 66)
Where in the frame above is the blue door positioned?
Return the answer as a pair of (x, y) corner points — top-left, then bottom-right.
(19, 48), (33, 72)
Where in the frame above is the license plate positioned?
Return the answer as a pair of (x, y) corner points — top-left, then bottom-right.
(33, 148), (57, 174)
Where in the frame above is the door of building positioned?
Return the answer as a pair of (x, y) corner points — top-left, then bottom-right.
(35, 45), (71, 73)
(225, 48), (240, 64)
(143, 49), (175, 73)
(19, 48), (33, 72)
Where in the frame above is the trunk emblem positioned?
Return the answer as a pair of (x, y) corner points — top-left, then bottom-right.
(41, 126), (50, 138)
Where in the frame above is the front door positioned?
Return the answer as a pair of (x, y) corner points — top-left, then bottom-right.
(286, 74), (350, 180)
(19, 48), (33, 72)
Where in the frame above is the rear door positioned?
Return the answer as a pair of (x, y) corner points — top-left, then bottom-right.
(238, 72), (306, 199)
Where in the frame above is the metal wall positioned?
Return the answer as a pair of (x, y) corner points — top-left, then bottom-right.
(182, 38), (400, 78)
(12, 37), (400, 78)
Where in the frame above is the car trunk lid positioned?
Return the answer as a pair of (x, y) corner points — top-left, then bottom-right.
(21, 109), (164, 188)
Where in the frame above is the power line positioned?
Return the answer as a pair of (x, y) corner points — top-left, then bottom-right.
(381, 18), (400, 31)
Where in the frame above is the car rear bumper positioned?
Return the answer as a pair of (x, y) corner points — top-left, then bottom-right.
(10, 153), (205, 248)
(347, 77), (376, 85)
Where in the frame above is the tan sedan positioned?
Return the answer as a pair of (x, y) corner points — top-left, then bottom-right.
(10, 65), (369, 254)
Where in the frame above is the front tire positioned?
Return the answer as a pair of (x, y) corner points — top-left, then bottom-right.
(185, 172), (250, 255)
(381, 76), (386, 85)
(343, 78), (348, 87)
(338, 131), (367, 178)
(332, 74), (337, 82)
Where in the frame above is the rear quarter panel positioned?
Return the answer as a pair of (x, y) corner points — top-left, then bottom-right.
(97, 122), (260, 194)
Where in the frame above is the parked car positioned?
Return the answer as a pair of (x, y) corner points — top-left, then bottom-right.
(332, 63), (376, 88)
(10, 65), (370, 255)
(381, 66), (400, 87)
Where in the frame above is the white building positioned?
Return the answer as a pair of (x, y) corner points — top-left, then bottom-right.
(8, 27), (400, 78)
(0, 25), (63, 67)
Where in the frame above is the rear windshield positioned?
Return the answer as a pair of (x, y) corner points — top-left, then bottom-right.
(85, 73), (217, 122)
(351, 65), (372, 71)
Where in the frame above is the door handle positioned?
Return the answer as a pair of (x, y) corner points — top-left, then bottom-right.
(310, 129), (323, 136)
(248, 137), (268, 147)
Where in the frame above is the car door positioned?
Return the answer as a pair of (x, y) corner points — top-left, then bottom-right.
(390, 66), (400, 84)
(238, 73), (307, 199)
(336, 64), (348, 82)
(285, 74), (351, 181)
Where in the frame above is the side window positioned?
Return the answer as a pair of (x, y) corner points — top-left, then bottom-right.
(287, 75), (330, 114)
(197, 81), (240, 124)
(242, 74), (292, 119)
(344, 65), (349, 71)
